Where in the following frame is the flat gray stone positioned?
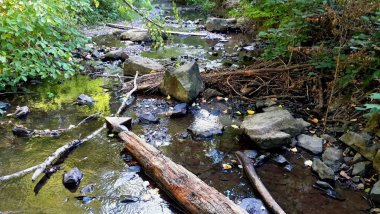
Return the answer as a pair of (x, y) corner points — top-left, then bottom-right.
(352, 161), (371, 177)
(297, 134), (323, 154)
(371, 180), (380, 204)
(241, 110), (309, 149)
(322, 147), (343, 172)
(312, 158), (335, 180)
(340, 131), (378, 161)
(123, 56), (164, 75)
(120, 29), (150, 42)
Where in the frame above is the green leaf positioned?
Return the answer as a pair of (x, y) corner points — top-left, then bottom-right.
(369, 93), (380, 100)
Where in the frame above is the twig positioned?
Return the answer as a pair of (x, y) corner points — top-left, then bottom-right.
(116, 71), (138, 116)
(0, 72), (139, 182)
(235, 151), (286, 214)
(0, 126), (105, 182)
(122, 0), (163, 28)
(31, 126), (105, 181)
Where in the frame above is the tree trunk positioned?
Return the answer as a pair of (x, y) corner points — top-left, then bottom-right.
(119, 131), (247, 214)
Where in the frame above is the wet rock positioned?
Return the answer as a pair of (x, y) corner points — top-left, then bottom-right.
(144, 126), (171, 147)
(0, 101), (11, 111)
(370, 180), (380, 204)
(340, 131), (378, 161)
(206, 149), (225, 164)
(273, 154), (288, 165)
(240, 109), (310, 149)
(205, 17), (238, 32)
(312, 158), (335, 180)
(12, 126), (34, 137)
(77, 94), (95, 106)
(297, 134), (323, 154)
(352, 153), (364, 164)
(239, 198), (268, 214)
(14, 106), (30, 119)
(123, 55), (164, 75)
(120, 29), (150, 42)
(316, 180), (334, 190)
(284, 164), (294, 172)
(322, 147), (343, 172)
(160, 62), (204, 103)
(188, 109), (223, 138)
(101, 49), (129, 61)
(169, 103), (187, 118)
(352, 161), (371, 177)
(138, 112), (159, 124)
(63, 167), (83, 191)
(373, 150), (380, 172)
(321, 134), (337, 143)
(203, 88), (223, 100)
(81, 183), (95, 195)
(178, 131), (190, 139)
(244, 150), (258, 159)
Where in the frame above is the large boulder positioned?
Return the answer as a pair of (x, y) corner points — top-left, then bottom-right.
(205, 17), (238, 32)
(340, 131), (378, 161)
(123, 56), (164, 76)
(240, 109), (310, 149)
(120, 29), (150, 42)
(160, 62), (204, 103)
(297, 134), (323, 154)
(188, 109), (223, 138)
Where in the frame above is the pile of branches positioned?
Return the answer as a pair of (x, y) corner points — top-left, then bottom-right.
(122, 61), (315, 100)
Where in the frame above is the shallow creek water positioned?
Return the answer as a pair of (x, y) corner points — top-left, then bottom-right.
(0, 1), (371, 213)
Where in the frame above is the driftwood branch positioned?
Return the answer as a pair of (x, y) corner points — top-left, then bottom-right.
(0, 71), (140, 182)
(106, 23), (208, 37)
(116, 71), (138, 116)
(235, 151), (286, 214)
(0, 126), (105, 182)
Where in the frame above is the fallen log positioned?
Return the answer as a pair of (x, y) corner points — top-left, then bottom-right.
(106, 23), (208, 37)
(235, 151), (286, 214)
(119, 131), (247, 214)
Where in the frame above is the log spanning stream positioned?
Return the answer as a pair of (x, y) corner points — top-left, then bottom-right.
(0, 1), (371, 213)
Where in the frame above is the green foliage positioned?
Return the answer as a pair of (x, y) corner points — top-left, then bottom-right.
(230, 0), (325, 59)
(356, 93), (380, 118)
(0, 0), (89, 91)
(186, 0), (215, 11)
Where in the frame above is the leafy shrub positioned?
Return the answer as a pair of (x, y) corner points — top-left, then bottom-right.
(0, 0), (90, 91)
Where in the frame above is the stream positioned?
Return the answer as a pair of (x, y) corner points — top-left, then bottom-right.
(0, 1), (371, 213)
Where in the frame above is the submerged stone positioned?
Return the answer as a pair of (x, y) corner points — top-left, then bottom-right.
(14, 106), (30, 119)
(168, 103), (187, 118)
(138, 112), (160, 124)
(239, 198), (268, 214)
(77, 94), (95, 107)
(188, 109), (223, 138)
(240, 109), (309, 149)
(63, 167), (83, 192)
(0, 101), (11, 111)
(160, 62), (204, 103)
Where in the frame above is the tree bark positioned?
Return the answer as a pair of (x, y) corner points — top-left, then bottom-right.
(119, 131), (247, 214)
